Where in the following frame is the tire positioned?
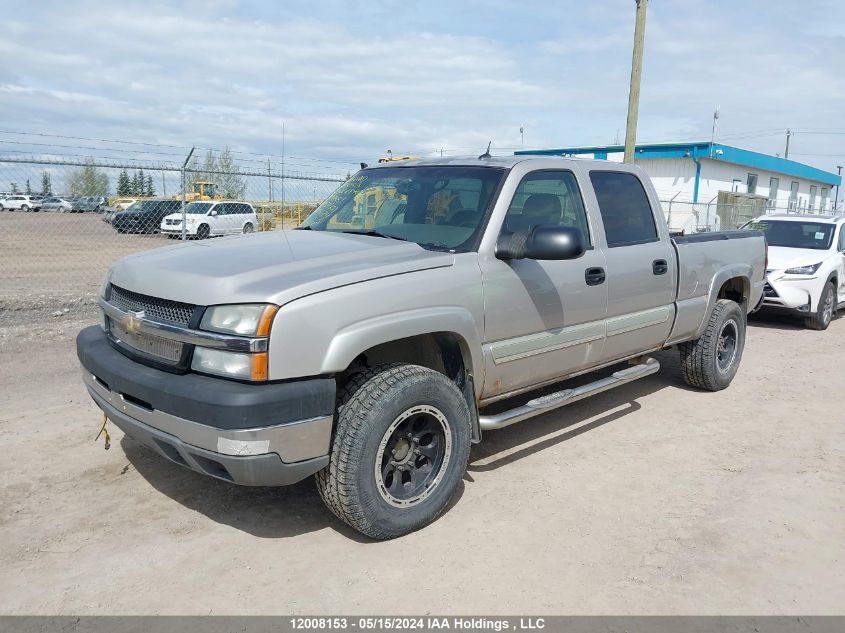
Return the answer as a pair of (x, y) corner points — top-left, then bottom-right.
(679, 299), (745, 391)
(805, 282), (835, 331)
(243, 222), (254, 234)
(196, 224), (210, 239)
(21, 205), (29, 212)
(316, 364), (472, 540)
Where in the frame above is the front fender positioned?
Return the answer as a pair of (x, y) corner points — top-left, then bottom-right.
(322, 307), (482, 379)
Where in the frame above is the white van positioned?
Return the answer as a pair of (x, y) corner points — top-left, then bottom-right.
(160, 201), (258, 239)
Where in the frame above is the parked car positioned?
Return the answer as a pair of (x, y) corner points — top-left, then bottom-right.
(77, 156), (766, 539)
(38, 197), (73, 213)
(0, 195), (38, 211)
(71, 196), (108, 213)
(160, 201), (258, 239)
(111, 199), (182, 233)
(743, 214), (845, 329)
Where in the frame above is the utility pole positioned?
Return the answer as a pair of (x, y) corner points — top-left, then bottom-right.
(161, 171), (166, 196)
(835, 165), (842, 212)
(709, 106), (719, 157)
(623, 0), (648, 163)
(520, 124), (524, 150)
(267, 159), (272, 203)
(281, 121), (286, 218)
(784, 129), (791, 159)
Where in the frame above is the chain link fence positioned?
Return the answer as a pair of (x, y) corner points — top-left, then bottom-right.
(0, 154), (345, 329)
(661, 197), (844, 234)
(2, 149), (842, 331)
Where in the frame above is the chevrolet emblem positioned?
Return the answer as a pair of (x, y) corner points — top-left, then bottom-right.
(120, 310), (145, 334)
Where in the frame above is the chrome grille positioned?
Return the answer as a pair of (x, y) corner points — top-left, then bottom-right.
(109, 318), (184, 363)
(109, 285), (195, 326)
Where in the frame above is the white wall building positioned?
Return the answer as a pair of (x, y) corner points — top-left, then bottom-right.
(518, 142), (841, 214)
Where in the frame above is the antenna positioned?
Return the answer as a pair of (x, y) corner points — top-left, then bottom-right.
(478, 141), (492, 160)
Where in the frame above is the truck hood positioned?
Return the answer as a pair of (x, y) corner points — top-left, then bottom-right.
(766, 246), (831, 272)
(108, 230), (454, 306)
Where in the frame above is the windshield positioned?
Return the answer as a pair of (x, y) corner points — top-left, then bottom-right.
(300, 166), (506, 251)
(744, 219), (835, 250)
(186, 202), (213, 215)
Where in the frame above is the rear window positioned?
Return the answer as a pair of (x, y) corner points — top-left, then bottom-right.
(590, 171), (658, 247)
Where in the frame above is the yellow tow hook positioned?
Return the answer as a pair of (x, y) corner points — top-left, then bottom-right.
(95, 413), (111, 450)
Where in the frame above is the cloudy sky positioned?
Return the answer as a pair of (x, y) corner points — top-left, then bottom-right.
(1, 0), (844, 174)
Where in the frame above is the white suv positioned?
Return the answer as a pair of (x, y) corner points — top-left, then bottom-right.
(745, 214), (845, 330)
(160, 201), (258, 239)
(0, 195), (37, 211)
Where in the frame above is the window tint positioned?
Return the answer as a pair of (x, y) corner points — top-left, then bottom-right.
(502, 170), (591, 245)
(237, 204), (252, 214)
(838, 227), (845, 251)
(589, 171), (658, 247)
(215, 203), (230, 215)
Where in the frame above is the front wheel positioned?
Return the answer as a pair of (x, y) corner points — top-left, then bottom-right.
(805, 282), (835, 331)
(21, 205), (29, 212)
(679, 299), (745, 391)
(196, 224), (210, 239)
(316, 364), (471, 540)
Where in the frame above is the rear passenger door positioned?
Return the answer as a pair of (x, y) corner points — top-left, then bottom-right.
(588, 171), (677, 361)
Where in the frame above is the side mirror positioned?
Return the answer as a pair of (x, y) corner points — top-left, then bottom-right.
(210, 209), (218, 216)
(496, 225), (586, 261)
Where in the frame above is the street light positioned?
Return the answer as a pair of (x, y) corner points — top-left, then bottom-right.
(835, 165), (842, 212)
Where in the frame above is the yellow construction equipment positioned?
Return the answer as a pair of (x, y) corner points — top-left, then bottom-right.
(377, 155), (419, 163)
(182, 181), (225, 201)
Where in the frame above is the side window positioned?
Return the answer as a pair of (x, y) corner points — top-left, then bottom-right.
(215, 203), (230, 215)
(839, 227), (845, 252)
(589, 171), (658, 248)
(238, 204), (252, 215)
(503, 170), (591, 246)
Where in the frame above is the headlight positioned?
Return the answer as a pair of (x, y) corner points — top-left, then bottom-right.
(200, 304), (278, 336)
(192, 348), (268, 381)
(785, 262), (821, 275)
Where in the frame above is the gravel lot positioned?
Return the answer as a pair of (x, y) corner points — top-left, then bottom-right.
(0, 214), (843, 615)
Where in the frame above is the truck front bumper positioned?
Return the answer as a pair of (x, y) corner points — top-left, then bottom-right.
(77, 326), (335, 486)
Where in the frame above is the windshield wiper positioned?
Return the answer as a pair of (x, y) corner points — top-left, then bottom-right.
(340, 229), (410, 242)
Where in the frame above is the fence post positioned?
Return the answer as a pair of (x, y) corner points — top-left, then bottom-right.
(181, 147), (194, 241)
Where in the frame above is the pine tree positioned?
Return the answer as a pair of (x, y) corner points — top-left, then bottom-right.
(10, 182), (18, 194)
(137, 169), (146, 196)
(41, 171), (52, 195)
(132, 171), (143, 196)
(25, 179), (32, 195)
(145, 175), (155, 197)
(117, 170), (131, 196)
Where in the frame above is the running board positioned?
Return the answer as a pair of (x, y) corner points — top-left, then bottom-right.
(478, 357), (660, 431)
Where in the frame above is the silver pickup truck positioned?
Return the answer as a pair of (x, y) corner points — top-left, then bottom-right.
(77, 156), (766, 539)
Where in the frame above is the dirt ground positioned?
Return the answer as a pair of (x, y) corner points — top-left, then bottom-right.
(0, 213), (843, 614)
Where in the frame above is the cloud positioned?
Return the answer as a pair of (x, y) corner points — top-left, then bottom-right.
(0, 0), (843, 172)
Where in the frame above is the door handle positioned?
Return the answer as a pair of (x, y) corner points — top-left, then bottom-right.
(652, 259), (668, 275)
(585, 267), (606, 286)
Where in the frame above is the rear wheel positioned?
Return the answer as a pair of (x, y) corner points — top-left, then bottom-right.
(679, 299), (745, 391)
(805, 282), (835, 331)
(243, 222), (254, 234)
(316, 364), (471, 540)
(196, 224), (210, 240)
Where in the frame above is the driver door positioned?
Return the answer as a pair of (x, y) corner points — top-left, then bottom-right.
(480, 170), (608, 399)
